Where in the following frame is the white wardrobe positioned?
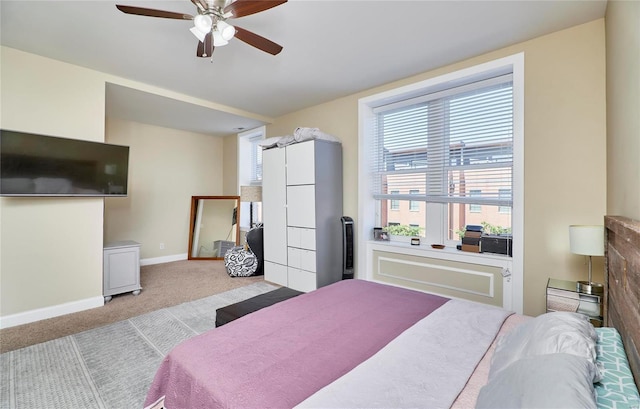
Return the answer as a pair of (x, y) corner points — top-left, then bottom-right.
(262, 139), (343, 292)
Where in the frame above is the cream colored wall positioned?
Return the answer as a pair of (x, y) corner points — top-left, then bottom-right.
(222, 134), (238, 196)
(266, 97), (359, 223)
(104, 118), (224, 260)
(0, 47), (106, 316)
(267, 20), (607, 316)
(606, 0), (640, 221)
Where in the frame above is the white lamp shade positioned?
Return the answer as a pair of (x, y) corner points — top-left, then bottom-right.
(216, 20), (235, 41)
(193, 14), (212, 33)
(569, 225), (604, 256)
(212, 30), (228, 47)
(240, 185), (262, 202)
(189, 26), (206, 42)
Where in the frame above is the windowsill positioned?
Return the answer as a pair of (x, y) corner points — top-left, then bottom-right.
(367, 239), (512, 264)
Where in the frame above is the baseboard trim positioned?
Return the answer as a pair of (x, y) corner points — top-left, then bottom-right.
(140, 253), (188, 266)
(0, 296), (104, 329)
(1, 254), (189, 329)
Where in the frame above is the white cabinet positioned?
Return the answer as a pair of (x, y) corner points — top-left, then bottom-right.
(103, 240), (141, 302)
(263, 140), (343, 292)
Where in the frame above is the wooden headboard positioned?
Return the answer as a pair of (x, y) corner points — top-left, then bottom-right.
(604, 216), (640, 386)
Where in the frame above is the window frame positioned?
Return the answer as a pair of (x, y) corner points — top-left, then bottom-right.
(357, 53), (524, 314)
(370, 75), (513, 245)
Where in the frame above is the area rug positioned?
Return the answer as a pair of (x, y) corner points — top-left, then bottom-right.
(0, 281), (278, 409)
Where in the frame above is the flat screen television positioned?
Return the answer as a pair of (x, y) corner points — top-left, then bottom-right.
(0, 129), (129, 197)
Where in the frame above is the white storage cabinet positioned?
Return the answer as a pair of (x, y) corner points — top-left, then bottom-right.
(263, 140), (343, 292)
(103, 240), (141, 302)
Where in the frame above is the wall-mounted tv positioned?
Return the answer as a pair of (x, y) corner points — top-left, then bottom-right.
(0, 130), (129, 197)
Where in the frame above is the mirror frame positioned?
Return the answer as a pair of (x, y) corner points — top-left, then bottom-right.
(187, 195), (241, 260)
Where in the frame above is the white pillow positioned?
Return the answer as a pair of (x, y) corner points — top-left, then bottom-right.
(258, 136), (284, 149)
(489, 312), (598, 381)
(477, 353), (597, 409)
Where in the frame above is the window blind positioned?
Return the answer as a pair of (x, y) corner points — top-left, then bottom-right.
(369, 74), (513, 207)
(250, 135), (263, 182)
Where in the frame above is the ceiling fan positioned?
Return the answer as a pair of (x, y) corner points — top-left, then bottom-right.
(116, 0), (287, 58)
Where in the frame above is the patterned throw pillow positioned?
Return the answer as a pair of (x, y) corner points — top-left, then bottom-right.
(224, 247), (258, 277)
(595, 328), (640, 409)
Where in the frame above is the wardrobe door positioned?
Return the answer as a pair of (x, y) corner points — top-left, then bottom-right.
(262, 148), (287, 267)
(285, 141), (315, 186)
(286, 185), (316, 229)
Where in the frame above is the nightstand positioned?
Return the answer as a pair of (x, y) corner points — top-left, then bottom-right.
(546, 278), (602, 327)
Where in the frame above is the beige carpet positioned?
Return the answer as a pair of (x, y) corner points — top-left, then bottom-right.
(0, 260), (265, 353)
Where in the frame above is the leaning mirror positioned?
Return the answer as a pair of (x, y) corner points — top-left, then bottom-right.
(188, 196), (240, 260)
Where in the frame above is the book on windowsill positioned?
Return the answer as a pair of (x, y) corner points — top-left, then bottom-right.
(463, 231), (483, 238)
(462, 236), (481, 246)
(461, 243), (481, 253)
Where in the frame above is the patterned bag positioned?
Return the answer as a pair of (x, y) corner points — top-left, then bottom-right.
(224, 246), (258, 277)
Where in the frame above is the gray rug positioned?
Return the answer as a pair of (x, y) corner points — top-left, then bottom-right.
(0, 281), (278, 409)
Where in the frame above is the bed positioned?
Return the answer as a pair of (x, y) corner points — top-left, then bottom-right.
(144, 215), (640, 409)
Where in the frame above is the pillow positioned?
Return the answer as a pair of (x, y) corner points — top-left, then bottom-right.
(477, 353), (597, 409)
(258, 136), (284, 149)
(489, 312), (598, 381)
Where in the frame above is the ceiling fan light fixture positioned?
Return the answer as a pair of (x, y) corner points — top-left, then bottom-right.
(189, 26), (206, 42)
(193, 14), (213, 33)
(216, 20), (235, 41)
(212, 30), (228, 47)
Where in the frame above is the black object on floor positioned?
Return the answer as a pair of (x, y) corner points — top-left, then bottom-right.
(215, 287), (303, 327)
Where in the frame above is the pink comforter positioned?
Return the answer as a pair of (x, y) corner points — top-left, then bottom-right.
(144, 280), (448, 409)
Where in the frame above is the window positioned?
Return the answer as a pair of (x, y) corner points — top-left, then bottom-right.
(358, 54), (523, 313)
(409, 189), (420, 211)
(470, 190), (482, 213)
(499, 189), (512, 214)
(238, 127), (265, 228)
(238, 127), (265, 185)
(362, 58), (519, 245)
(249, 135), (263, 182)
(390, 190), (400, 210)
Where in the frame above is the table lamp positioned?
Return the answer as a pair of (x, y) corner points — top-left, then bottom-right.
(240, 185), (262, 228)
(569, 225), (604, 294)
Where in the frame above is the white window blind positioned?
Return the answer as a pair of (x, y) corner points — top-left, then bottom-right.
(250, 135), (263, 182)
(369, 74), (513, 208)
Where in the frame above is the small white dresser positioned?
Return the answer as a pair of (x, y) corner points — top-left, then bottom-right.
(103, 240), (141, 302)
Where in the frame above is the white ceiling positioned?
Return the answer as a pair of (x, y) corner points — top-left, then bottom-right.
(1, 0), (607, 137)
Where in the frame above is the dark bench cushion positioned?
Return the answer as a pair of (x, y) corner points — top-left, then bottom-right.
(215, 287), (303, 327)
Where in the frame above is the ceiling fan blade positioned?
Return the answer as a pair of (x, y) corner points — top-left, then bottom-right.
(189, 0), (207, 12)
(223, 0), (287, 18)
(116, 5), (193, 20)
(197, 32), (215, 58)
(234, 26), (283, 55)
